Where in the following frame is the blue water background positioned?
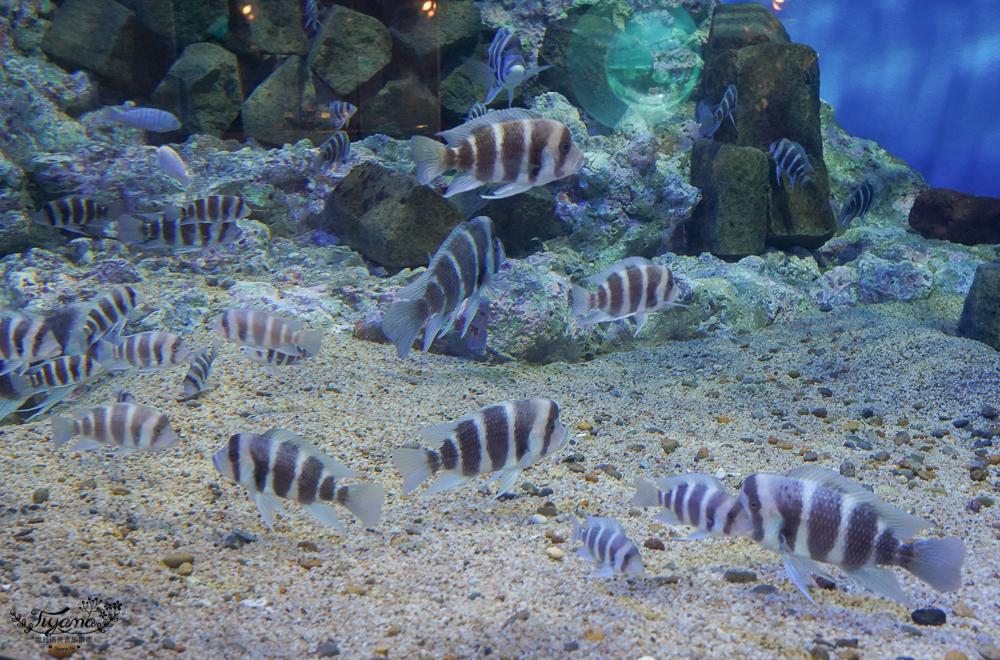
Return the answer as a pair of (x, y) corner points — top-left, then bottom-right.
(722, 0), (1000, 198)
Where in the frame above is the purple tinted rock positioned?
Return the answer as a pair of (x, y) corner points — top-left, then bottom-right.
(909, 188), (1000, 245)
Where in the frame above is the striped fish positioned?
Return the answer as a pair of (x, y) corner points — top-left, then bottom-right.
(381, 216), (506, 359)
(838, 180), (875, 231)
(95, 104), (181, 132)
(155, 146), (193, 188)
(94, 331), (194, 372)
(0, 313), (62, 369)
(51, 403), (180, 454)
(466, 101), (489, 122)
(304, 0), (321, 32)
(697, 84), (737, 138)
(0, 371), (30, 422)
(213, 308), (324, 358)
(392, 398), (569, 498)
(633, 475), (751, 539)
(738, 466), (967, 605)
(570, 517), (644, 579)
(33, 196), (123, 235)
(72, 286), (144, 351)
(465, 29), (550, 107)
(312, 132), (350, 170)
(409, 108), (584, 199)
(180, 343), (217, 401)
(770, 138), (815, 189)
(570, 257), (684, 335)
(242, 347), (305, 371)
(113, 387), (136, 403)
(114, 215), (243, 252)
(162, 196), (251, 223)
(23, 356), (106, 419)
(328, 101), (356, 130)
(212, 428), (385, 532)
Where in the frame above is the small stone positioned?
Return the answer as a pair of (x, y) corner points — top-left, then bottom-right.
(839, 461), (856, 477)
(661, 439), (681, 454)
(163, 553), (194, 568)
(945, 652), (967, 660)
(536, 505), (558, 517)
(502, 609), (530, 627)
(564, 641), (580, 652)
(374, 645), (389, 656)
(111, 487), (130, 496)
(803, 450), (818, 462)
(545, 546), (564, 561)
(317, 640), (340, 657)
(161, 639), (176, 650)
(643, 538), (665, 551)
(861, 407), (875, 418)
(32, 488), (49, 504)
(583, 628), (604, 642)
(298, 541), (319, 551)
(583, 472), (599, 483)
(576, 421), (592, 432)
(873, 451), (890, 462)
(79, 478), (97, 490)
(550, 534), (566, 544)
(723, 569), (757, 583)
(978, 644), (1000, 660)
(834, 639), (858, 648)
(836, 650), (860, 660)
(344, 585), (367, 595)
(814, 576), (837, 590)
(787, 369), (801, 378)
(811, 407), (828, 418)
(817, 387), (833, 397)
(900, 624), (923, 637)
(894, 431), (911, 446)
(176, 562), (193, 576)
(954, 601), (975, 618)
(696, 447), (709, 460)
(751, 584), (779, 595)
(982, 404), (997, 419)
(386, 624), (402, 637)
(810, 646), (831, 660)
(529, 514), (547, 524)
(298, 559), (323, 570)
(910, 608), (946, 626)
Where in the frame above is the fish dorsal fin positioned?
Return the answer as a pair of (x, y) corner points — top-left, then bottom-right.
(585, 516), (626, 537)
(415, 402), (514, 447)
(581, 257), (654, 286)
(653, 473), (730, 495)
(784, 466), (930, 539)
(436, 109), (542, 147)
(262, 428), (357, 478)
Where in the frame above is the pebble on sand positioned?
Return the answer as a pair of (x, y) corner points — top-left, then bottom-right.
(163, 553), (195, 568)
(953, 601), (975, 618)
(176, 562), (193, 576)
(944, 652), (968, 660)
(643, 538), (665, 551)
(583, 628), (604, 642)
(545, 546), (564, 560)
(979, 644), (1000, 660)
(316, 640), (340, 656)
(910, 608), (946, 626)
(32, 488), (49, 504)
(723, 569), (757, 583)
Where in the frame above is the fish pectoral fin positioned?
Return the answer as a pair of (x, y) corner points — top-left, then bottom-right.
(632, 313), (648, 336)
(67, 438), (105, 453)
(491, 469), (522, 498)
(652, 510), (682, 526)
(781, 554), (819, 606)
(844, 566), (910, 606)
(301, 503), (345, 533)
(425, 472), (471, 494)
(443, 173), (484, 197)
(575, 546), (594, 561)
(481, 183), (534, 200)
(254, 494), (286, 531)
(587, 566), (615, 579)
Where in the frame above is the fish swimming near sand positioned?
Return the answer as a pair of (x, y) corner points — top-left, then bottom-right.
(837, 180), (875, 231)
(633, 474), (752, 539)
(114, 215), (244, 252)
(0, 371), (30, 421)
(212, 428), (385, 532)
(328, 101), (356, 130)
(0, 313), (62, 371)
(738, 466), (967, 605)
(94, 103), (181, 132)
(465, 28), (550, 107)
(409, 108), (584, 199)
(23, 356), (106, 419)
(770, 138), (815, 189)
(95, 331), (194, 372)
(697, 84), (737, 138)
(180, 342), (217, 401)
(71, 286), (144, 352)
(33, 196), (124, 235)
(570, 516), (644, 578)
(156, 146), (193, 188)
(392, 398), (569, 498)
(242, 347), (306, 371)
(51, 403), (180, 454)
(312, 131), (350, 170)
(212, 308), (324, 358)
(571, 257), (684, 335)
(381, 216), (506, 359)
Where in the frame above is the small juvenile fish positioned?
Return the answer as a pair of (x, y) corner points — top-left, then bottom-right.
(466, 101), (489, 122)
(770, 138), (815, 189)
(382, 216), (506, 359)
(180, 343), (217, 401)
(312, 132), (350, 170)
(410, 108), (584, 199)
(328, 101), (356, 130)
(163, 196), (251, 223)
(24, 356), (106, 418)
(155, 145), (193, 188)
(51, 403), (179, 454)
(33, 196), (123, 235)
(697, 84), (737, 138)
(570, 516), (644, 578)
(94, 331), (194, 371)
(304, 0), (321, 32)
(571, 257), (684, 335)
(212, 308), (324, 357)
(242, 347), (305, 370)
(838, 180), (875, 230)
(392, 398), (569, 497)
(95, 104), (181, 132)
(212, 428), (385, 532)
(0, 313), (62, 368)
(74, 286), (144, 350)
(114, 215), (244, 252)
(738, 466), (967, 605)
(633, 474), (751, 539)
(465, 28), (550, 107)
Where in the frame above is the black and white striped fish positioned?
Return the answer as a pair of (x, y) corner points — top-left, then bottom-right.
(697, 84), (737, 138)
(312, 131), (350, 170)
(633, 474), (751, 539)
(212, 428), (385, 532)
(837, 180), (876, 231)
(23, 356), (106, 419)
(73, 286), (144, 351)
(738, 466), (967, 605)
(570, 516), (644, 578)
(242, 347), (306, 371)
(304, 0), (321, 33)
(570, 257), (684, 335)
(465, 28), (550, 107)
(33, 196), (123, 235)
(180, 343), (217, 401)
(382, 216), (506, 359)
(114, 215), (243, 252)
(212, 308), (324, 357)
(770, 138), (815, 189)
(51, 403), (180, 454)
(0, 371), (30, 421)
(162, 196), (251, 223)
(466, 102), (489, 122)
(392, 398), (569, 497)
(0, 313), (62, 371)
(94, 104), (180, 132)
(410, 108), (584, 199)
(94, 331), (194, 372)
(328, 101), (356, 129)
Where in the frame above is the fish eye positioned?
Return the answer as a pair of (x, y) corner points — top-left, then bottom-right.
(559, 140), (571, 155)
(748, 500), (760, 512)
(547, 420), (556, 433)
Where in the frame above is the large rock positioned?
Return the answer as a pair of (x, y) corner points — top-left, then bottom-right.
(958, 261), (1000, 350)
(151, 43), (242, 137)
(242, 56), (328, 146)
(322, 162), (465, 268)
(361, 79), (440, 140)
(307, 6), (391, 95)
(389, 0), (480, 59)
(908, 189), (1000, 245)
(477, 187), (566, 258)
(223, 0), (309, 56)
(703, 2), (790, 79)
(687, 139), (769, 259)
(115, 0), (228, 51)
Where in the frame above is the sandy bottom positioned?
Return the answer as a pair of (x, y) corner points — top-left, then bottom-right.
(1, 302), (998, 660)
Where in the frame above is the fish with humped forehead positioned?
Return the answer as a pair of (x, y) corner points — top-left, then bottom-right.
(212, 308), (324, 358)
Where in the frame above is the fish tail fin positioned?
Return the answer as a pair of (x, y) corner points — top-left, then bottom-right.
(570, 515), (583, 543)
(409, 136), (451, 185)
(392, 448), (437, 495)
(112, 214), (145, 244)
(902, 536), (966, 592)
(464, 58), (495, 87)
(295, 329), (324, 358)
(382, 299), (431, 359)
(337, 483), (385, 527)
(51, 415), (76, 449)
(570, 285), (594, 318)
(632, 477), (660, 509)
